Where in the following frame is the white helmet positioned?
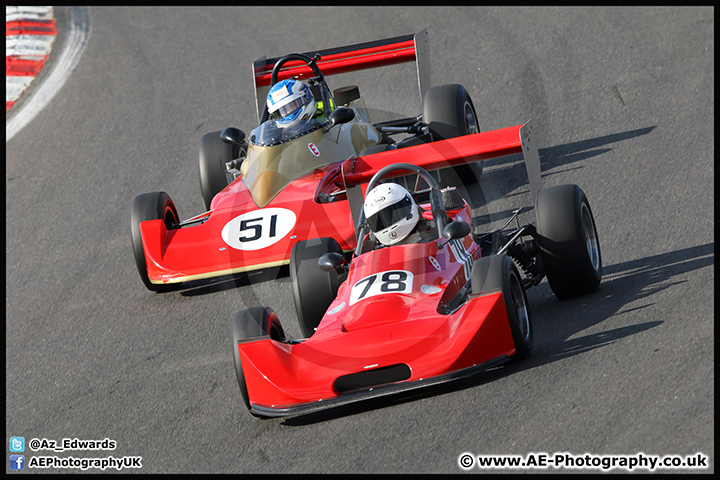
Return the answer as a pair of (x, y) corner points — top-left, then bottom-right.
(363, 183), (419, 246)
(266, 79), (317, 128)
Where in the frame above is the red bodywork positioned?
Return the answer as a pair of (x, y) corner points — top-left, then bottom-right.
(137, 29), (533, 287)
(236, 203), (520, 417)
(139, 163), (358, 283)
(139, 125), (527, 285)
(254, 39), (418, 87)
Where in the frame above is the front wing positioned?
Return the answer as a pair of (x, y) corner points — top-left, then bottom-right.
(236, 291), (517, 418)
(250, 355), (510, 418)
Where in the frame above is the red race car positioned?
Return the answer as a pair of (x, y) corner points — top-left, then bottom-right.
(231, 125), (603, 418)
(130, 28), (487, 292)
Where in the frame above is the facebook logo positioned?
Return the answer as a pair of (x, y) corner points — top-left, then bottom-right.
(10, 455), (25, 470)
(10, 436), (25, 452)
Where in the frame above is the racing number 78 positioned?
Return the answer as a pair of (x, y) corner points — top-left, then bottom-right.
(350, 270), (414, 305)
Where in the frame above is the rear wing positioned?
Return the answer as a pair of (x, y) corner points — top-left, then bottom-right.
(252, 28), (430, 123)
(342, 121), (543, 229)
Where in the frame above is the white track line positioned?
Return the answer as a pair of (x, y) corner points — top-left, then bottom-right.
(6, 6), (91, 142)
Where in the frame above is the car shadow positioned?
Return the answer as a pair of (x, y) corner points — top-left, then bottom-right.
(486, 125), (656, 177)
(277, 241), (712, 426)
(406, 126), (657, 234)
(527, 242), (713, 362)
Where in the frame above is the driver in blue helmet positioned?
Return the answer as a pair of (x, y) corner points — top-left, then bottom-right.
(266, 79), (319, 128)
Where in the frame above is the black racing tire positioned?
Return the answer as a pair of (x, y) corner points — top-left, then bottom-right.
(536, 184), (602, 299)
(130, 191), (180, 292)
(290, 237), (346, 338)
(422, 83), (483, 182)
(198, 131), (238, 211)
(471, 254), (532, 359)
(232, 307), (285, 414)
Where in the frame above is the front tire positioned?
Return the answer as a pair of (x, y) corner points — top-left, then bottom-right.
(471, 255), (532, 359)
(289, 238), (346, 338)
(130, 191), (179, 292)
(198, 131), (238, 211)
(232, 307), (285, 413)
(422, 83), (483, 182)
(536, 184), (602, 299)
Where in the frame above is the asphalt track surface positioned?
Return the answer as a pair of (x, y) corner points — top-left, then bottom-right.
(6, 7), (714, 474)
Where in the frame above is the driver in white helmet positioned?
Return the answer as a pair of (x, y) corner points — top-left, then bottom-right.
(363, 183), (424, 246)
(266, 78), (318, 128)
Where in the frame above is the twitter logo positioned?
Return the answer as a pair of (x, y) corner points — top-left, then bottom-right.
(10, 437), (25, 452)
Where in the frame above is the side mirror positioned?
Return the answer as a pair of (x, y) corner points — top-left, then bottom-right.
(220, 127), (245, 145)
(442, 220), (471, 242)
(318, 252), (346, 272)
(326, 107), (355, 128)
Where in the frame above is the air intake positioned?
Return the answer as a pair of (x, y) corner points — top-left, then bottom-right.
(333, 364), (412, 394)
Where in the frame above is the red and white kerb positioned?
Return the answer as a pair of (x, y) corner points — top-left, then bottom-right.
(6, 6), (57, 111)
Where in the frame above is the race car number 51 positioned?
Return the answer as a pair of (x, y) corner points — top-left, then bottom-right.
(349, 270), (414, 305)
(221, 208), (296, 251)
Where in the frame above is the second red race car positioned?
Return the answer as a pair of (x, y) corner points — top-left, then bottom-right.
(130, 28), (487, 292)
(231, 123), (603, 418)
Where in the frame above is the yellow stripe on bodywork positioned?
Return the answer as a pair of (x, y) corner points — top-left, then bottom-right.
(150, 259), (291, 284)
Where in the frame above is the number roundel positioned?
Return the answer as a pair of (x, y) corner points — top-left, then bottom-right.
(221, 208), (296, 251)
(349, 270), (413, 305)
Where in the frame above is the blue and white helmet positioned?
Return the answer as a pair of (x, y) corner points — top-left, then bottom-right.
(266, 79), (317, 128)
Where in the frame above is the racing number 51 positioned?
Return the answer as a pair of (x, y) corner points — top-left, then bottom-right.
(239, 214), (278, 242)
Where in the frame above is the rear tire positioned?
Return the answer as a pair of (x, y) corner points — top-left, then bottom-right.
(198, 131), (238, 211)
(471, 255), (532, 359)
(290, 238), (346, 337)
(422, 84), (483, 182)
(232, 307), (285, 413)
(130, 191), (180, 292)
(536, 184), (602, 299)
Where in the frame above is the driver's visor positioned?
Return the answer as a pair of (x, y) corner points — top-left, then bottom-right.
(270, 97), (306, 120)
(366, 196), (413, 231)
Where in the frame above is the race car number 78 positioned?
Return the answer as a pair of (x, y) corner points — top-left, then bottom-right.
(349, 270), (414, 305)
